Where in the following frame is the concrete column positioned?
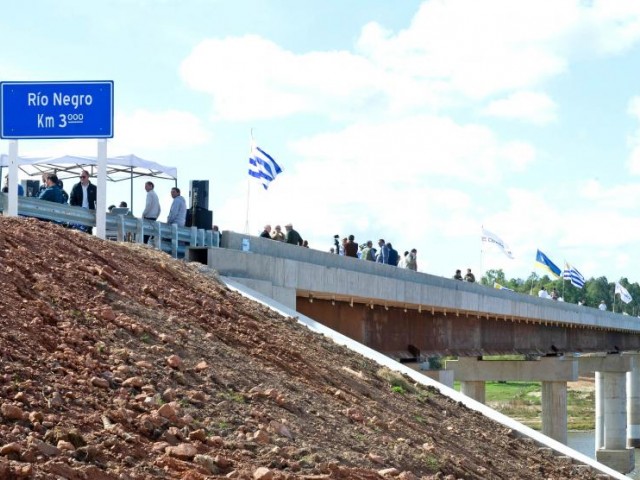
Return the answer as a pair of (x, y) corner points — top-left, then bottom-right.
(595, 372), (604, 450)
(541, 381), (567, 444)
(596, 371), (634, 473)
(460, 381), (485, 404)
(603, 372), (627, 450)
(626, 355), (640, 447)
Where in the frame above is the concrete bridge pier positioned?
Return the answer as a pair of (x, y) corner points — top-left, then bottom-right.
(446, 356), (577, 444)
(580, 355), (634, 474)
(626, 353), (640, 447)
(596, 370), (634, 473)
(595, 372), (604, 450)
(460, 381), (485, 404)
(541, 381), (567, 443)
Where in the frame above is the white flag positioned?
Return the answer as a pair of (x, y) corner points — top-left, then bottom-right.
(615, 282), (633, 304)
(481, 227), (514, 259)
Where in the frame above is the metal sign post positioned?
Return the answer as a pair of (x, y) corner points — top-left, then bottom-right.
(7, 141), (18, 216)
(97, 140), (107, 239)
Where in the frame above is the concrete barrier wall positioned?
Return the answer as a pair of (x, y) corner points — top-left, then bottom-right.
(213, 231), (640, 333)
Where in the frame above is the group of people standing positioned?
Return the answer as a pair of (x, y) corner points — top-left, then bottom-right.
(260, 223), (307, 247)
(7, 171), (189, 237)
(34, 171), (96, 233)
(141, 181), (187, 227)
(331, 235), (418, 271)
(453, 268), (476, 282)
(539, 286), (607, 310)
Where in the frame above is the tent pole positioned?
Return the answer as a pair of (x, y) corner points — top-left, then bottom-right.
(96, 140), (108, 239)
(130, 167), (133, 211)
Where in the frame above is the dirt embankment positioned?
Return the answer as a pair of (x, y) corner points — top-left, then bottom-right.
(0, 217), (606, 479)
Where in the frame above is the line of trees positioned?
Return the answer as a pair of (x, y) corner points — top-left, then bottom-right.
(480, 269), (640, 315)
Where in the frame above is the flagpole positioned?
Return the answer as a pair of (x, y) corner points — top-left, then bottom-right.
(479, 225), (484, 283)
(529, 271), (534, 296)
(244, 129), (254, 234)
(562, 260), (566, 300)
(244, 178), (251, 234)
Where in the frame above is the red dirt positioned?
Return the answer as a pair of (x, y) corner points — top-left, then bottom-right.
(0, 217), (607, 479)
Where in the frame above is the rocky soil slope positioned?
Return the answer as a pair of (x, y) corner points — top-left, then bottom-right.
(0, 217), (606, 479)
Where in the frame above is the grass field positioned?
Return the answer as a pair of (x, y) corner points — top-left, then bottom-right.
(454, 380), (595, 431)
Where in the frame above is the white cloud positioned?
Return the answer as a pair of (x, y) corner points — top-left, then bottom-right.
(580, 178), (640, 209)
(288, 115), (536, 185)
(357, 1), (570, 99)
(180, 35), (384, 121)
(482, 91), (557, 125)
(179, 1), (640, 122)
(586, 1), (640, 55)
(114, 109), (211, 150)
(628, 96), (640, 174)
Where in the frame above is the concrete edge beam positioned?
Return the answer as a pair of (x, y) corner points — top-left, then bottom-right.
(579, 356), (632, 375)
(445, 357), (578, 382)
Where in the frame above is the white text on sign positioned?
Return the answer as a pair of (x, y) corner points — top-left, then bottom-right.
(27, 92), (94, 109)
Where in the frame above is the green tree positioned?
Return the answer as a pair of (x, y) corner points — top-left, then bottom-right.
(479, 269), (640, 313)
(584, 276), (611, 309)
(481, 269), (507, 287)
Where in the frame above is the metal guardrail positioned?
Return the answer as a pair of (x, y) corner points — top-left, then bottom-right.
(0, 193), (219, 258)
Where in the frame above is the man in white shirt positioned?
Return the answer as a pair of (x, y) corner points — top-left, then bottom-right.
(599, 300), (607, 311)
(538, 287), (550, 299)
(142, 181), (161, 244)
(167, 187), (187, 227)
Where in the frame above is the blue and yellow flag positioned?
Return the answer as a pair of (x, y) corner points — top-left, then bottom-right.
(535, 249), (561, 278)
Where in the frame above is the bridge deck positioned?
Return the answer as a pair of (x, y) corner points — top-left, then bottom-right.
(207, 232), (640, 356)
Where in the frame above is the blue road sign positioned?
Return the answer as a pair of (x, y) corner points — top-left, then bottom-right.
(0, 81), (114, 139)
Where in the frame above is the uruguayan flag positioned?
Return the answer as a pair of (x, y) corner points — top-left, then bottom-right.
(249, 143), (282, 190)
(563, 262), (585, 289)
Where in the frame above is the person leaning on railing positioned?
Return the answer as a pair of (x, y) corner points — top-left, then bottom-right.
(38, 174), (66, 204)
(142, 181), (161, 244)
(2, 175), (25, 196)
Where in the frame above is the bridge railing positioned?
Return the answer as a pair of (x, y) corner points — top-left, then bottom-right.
(216, 230), (640, 329)
(0, 193), (219, 258)
(219, 229), (460, 285)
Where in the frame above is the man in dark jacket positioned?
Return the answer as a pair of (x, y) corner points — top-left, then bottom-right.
(345, 234), (359, 257)
(70, 170), (97, 210)
(284, 223), (303, 245)
(260, 225), (272, 238)
(69, 170), (97, 233)
(38, 174), (66, 204)
(387, 242), (399, 266)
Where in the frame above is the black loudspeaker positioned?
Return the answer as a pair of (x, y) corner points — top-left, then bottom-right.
(189, 180), (209, 210)
(186, 207), (213, 229)
(22, 180), (41, 197)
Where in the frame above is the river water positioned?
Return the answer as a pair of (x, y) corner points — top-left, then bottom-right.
(567, 431), (638, 478)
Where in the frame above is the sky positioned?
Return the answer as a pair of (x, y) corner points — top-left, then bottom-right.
(2, 0), (640, 283)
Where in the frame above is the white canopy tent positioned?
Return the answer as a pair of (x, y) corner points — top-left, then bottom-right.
(0, 153), (177, 209)
(0, 153), (177, 181)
